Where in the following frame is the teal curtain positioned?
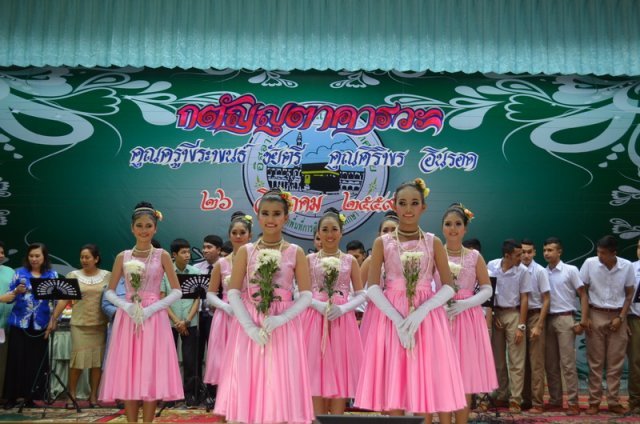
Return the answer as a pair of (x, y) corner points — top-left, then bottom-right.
(1, 0), (638, 75)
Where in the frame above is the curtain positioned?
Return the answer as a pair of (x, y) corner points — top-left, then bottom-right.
(1, 0), (638, 75)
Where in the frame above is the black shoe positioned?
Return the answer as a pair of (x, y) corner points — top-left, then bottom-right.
(3, 400), (16, 410)
(22, 399), (37, 408)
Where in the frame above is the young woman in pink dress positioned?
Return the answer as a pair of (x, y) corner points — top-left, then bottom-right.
(302, 208), (366, 415)
(204, 211), (252, 422)
(354, 179), (466, 424)
(100, 202), (184, 423)
(359, 211), (399, 345)
(213, 189), (314, 424)
(438, 203), (497, 424)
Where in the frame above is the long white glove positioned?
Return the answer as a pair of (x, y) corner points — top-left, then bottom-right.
(228, 289), (268, 345)
(143, 288), (182, 321)
(206, 291), (234, 316)
(367, 285), (414, 349)
(446, 284), (493, 319)
(399, 285), (455, 336)
(327, 290), (367, 321)
(262, 291), (312, 333)
(311, 298), (328, 314)
(104, 289), (137, 319)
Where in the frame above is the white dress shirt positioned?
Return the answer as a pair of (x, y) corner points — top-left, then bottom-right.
(547, 261), (583, 313)
(580, 256), (635, 309)
(526, 261), (550, 310)
(487, 259), (531, 308)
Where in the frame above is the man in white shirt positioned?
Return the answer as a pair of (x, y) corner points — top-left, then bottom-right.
(628, 239), (640, 415)
(487, 239), (531, 413)
(543, 237), (589, 416)
(580, 235), (635, 415)
(519, 239), (550, 414)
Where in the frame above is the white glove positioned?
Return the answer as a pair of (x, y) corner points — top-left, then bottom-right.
(105, 289), (137, 319)
(367, 285), (414, 349)
(327, 290), (367, 321)
(207, 291), (234, 316)
(143, 288), (182, 321)
(228, 289), (268, 345)
(447, 284), (493, 319)
(262, 291), (312, 333)
(311, 298), (328, 314)
(399, 285), (455, 336)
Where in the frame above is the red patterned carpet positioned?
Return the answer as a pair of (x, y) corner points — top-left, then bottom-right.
(1, 397), (639, 423)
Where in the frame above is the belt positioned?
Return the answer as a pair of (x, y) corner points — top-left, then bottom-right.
(494, 306), (519, 311)
(528, 308), (541, 314)
(590, 305), (622, 313)
(628, 315), (640, 320)
(548, 311), (573, 317)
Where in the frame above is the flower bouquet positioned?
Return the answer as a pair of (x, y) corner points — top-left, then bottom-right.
(400, 251), (423, 314)
(319, 256), (342, 353)
(446, 261), (462, 309)
(250, 249), (282, 339)
(123, 259), (146, 327)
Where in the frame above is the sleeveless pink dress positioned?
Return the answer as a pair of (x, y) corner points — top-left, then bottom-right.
(204, 256), (233, 385)
(300, 253), (364, 398)
(354, 233), (466, 413)
(214, 243), (314, 424)
(436, 249), (498, 394)
(99, 249), (184, 401)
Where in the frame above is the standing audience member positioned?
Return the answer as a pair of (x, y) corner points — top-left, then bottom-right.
(3, 243), (57, 409)
(346, 240), (367, 266)
(0, 241), (15, 402)
(543, 237), (589, 416)
(161, 238), (200, 408)
(520, 239), (550, 414)
(100, 202), (183, 422)
(48, 244), (110, 408)
(487, 239), (531, 413)
(628, 239), (640, 415)
(193, 234), (223, 405)
(580, 235), (635, 415)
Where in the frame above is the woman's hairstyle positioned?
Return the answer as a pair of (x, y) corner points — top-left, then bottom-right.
(229, 210), (253, 234)
(80, 243), (101, 266)
(0, 240), (5, 252)
(131, 201), (163, 224)
(378, 210), (399, 233)
(259, 189), (292, 215)
(442, 203), (474, 226)
(393, 178), (430, 204)
(23, 242), (52, 272)
(318, 207), (346, 231)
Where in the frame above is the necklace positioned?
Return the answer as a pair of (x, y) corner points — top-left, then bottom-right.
(445, 245), (463, 256)
(132, 245), (152, 253)
(318, 249), (342, 258)
(397, 228), (421, 237)
(258, 237), (284, 248)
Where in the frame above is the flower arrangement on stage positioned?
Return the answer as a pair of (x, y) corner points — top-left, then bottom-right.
(250, 249), (282, 316)
(400, 251), (423, 314)
(123, 258), (146, 326)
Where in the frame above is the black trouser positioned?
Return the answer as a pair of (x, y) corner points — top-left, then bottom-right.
(3, 326), (48, 401)
(197, 312), (215, 402)
(171, 326), (198, 398)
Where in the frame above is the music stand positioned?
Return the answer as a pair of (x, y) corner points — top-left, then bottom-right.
(480, 276), (497, 308)
(156, 274), (210, 417)
(20, 277), (82, 417)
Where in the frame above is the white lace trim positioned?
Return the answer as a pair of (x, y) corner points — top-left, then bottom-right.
(73, 269), (108, 285)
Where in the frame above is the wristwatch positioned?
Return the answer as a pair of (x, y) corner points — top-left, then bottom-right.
(517, 323), (526, 331)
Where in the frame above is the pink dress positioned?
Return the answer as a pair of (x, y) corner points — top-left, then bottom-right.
(204, 256), (233, 385)
(214, 243), (314, 424)
(359, 263), (385, 346)
(436, 249), (498, 394)
(354, 233), (466, 413)
(300, 253), (364, 398)
(99, 249), (184, 402)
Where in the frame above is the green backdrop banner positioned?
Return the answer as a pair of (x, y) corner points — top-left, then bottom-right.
(0, 67), (638, 273)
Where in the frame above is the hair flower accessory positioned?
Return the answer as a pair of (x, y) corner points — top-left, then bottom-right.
(279, 191), (293, 209)
(338, 213), (346, 223)
(414, 178), (430, 199)
(459, 203), (474, 221)
(155, 210), (163, 221)
(244, 214), (253, 222)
